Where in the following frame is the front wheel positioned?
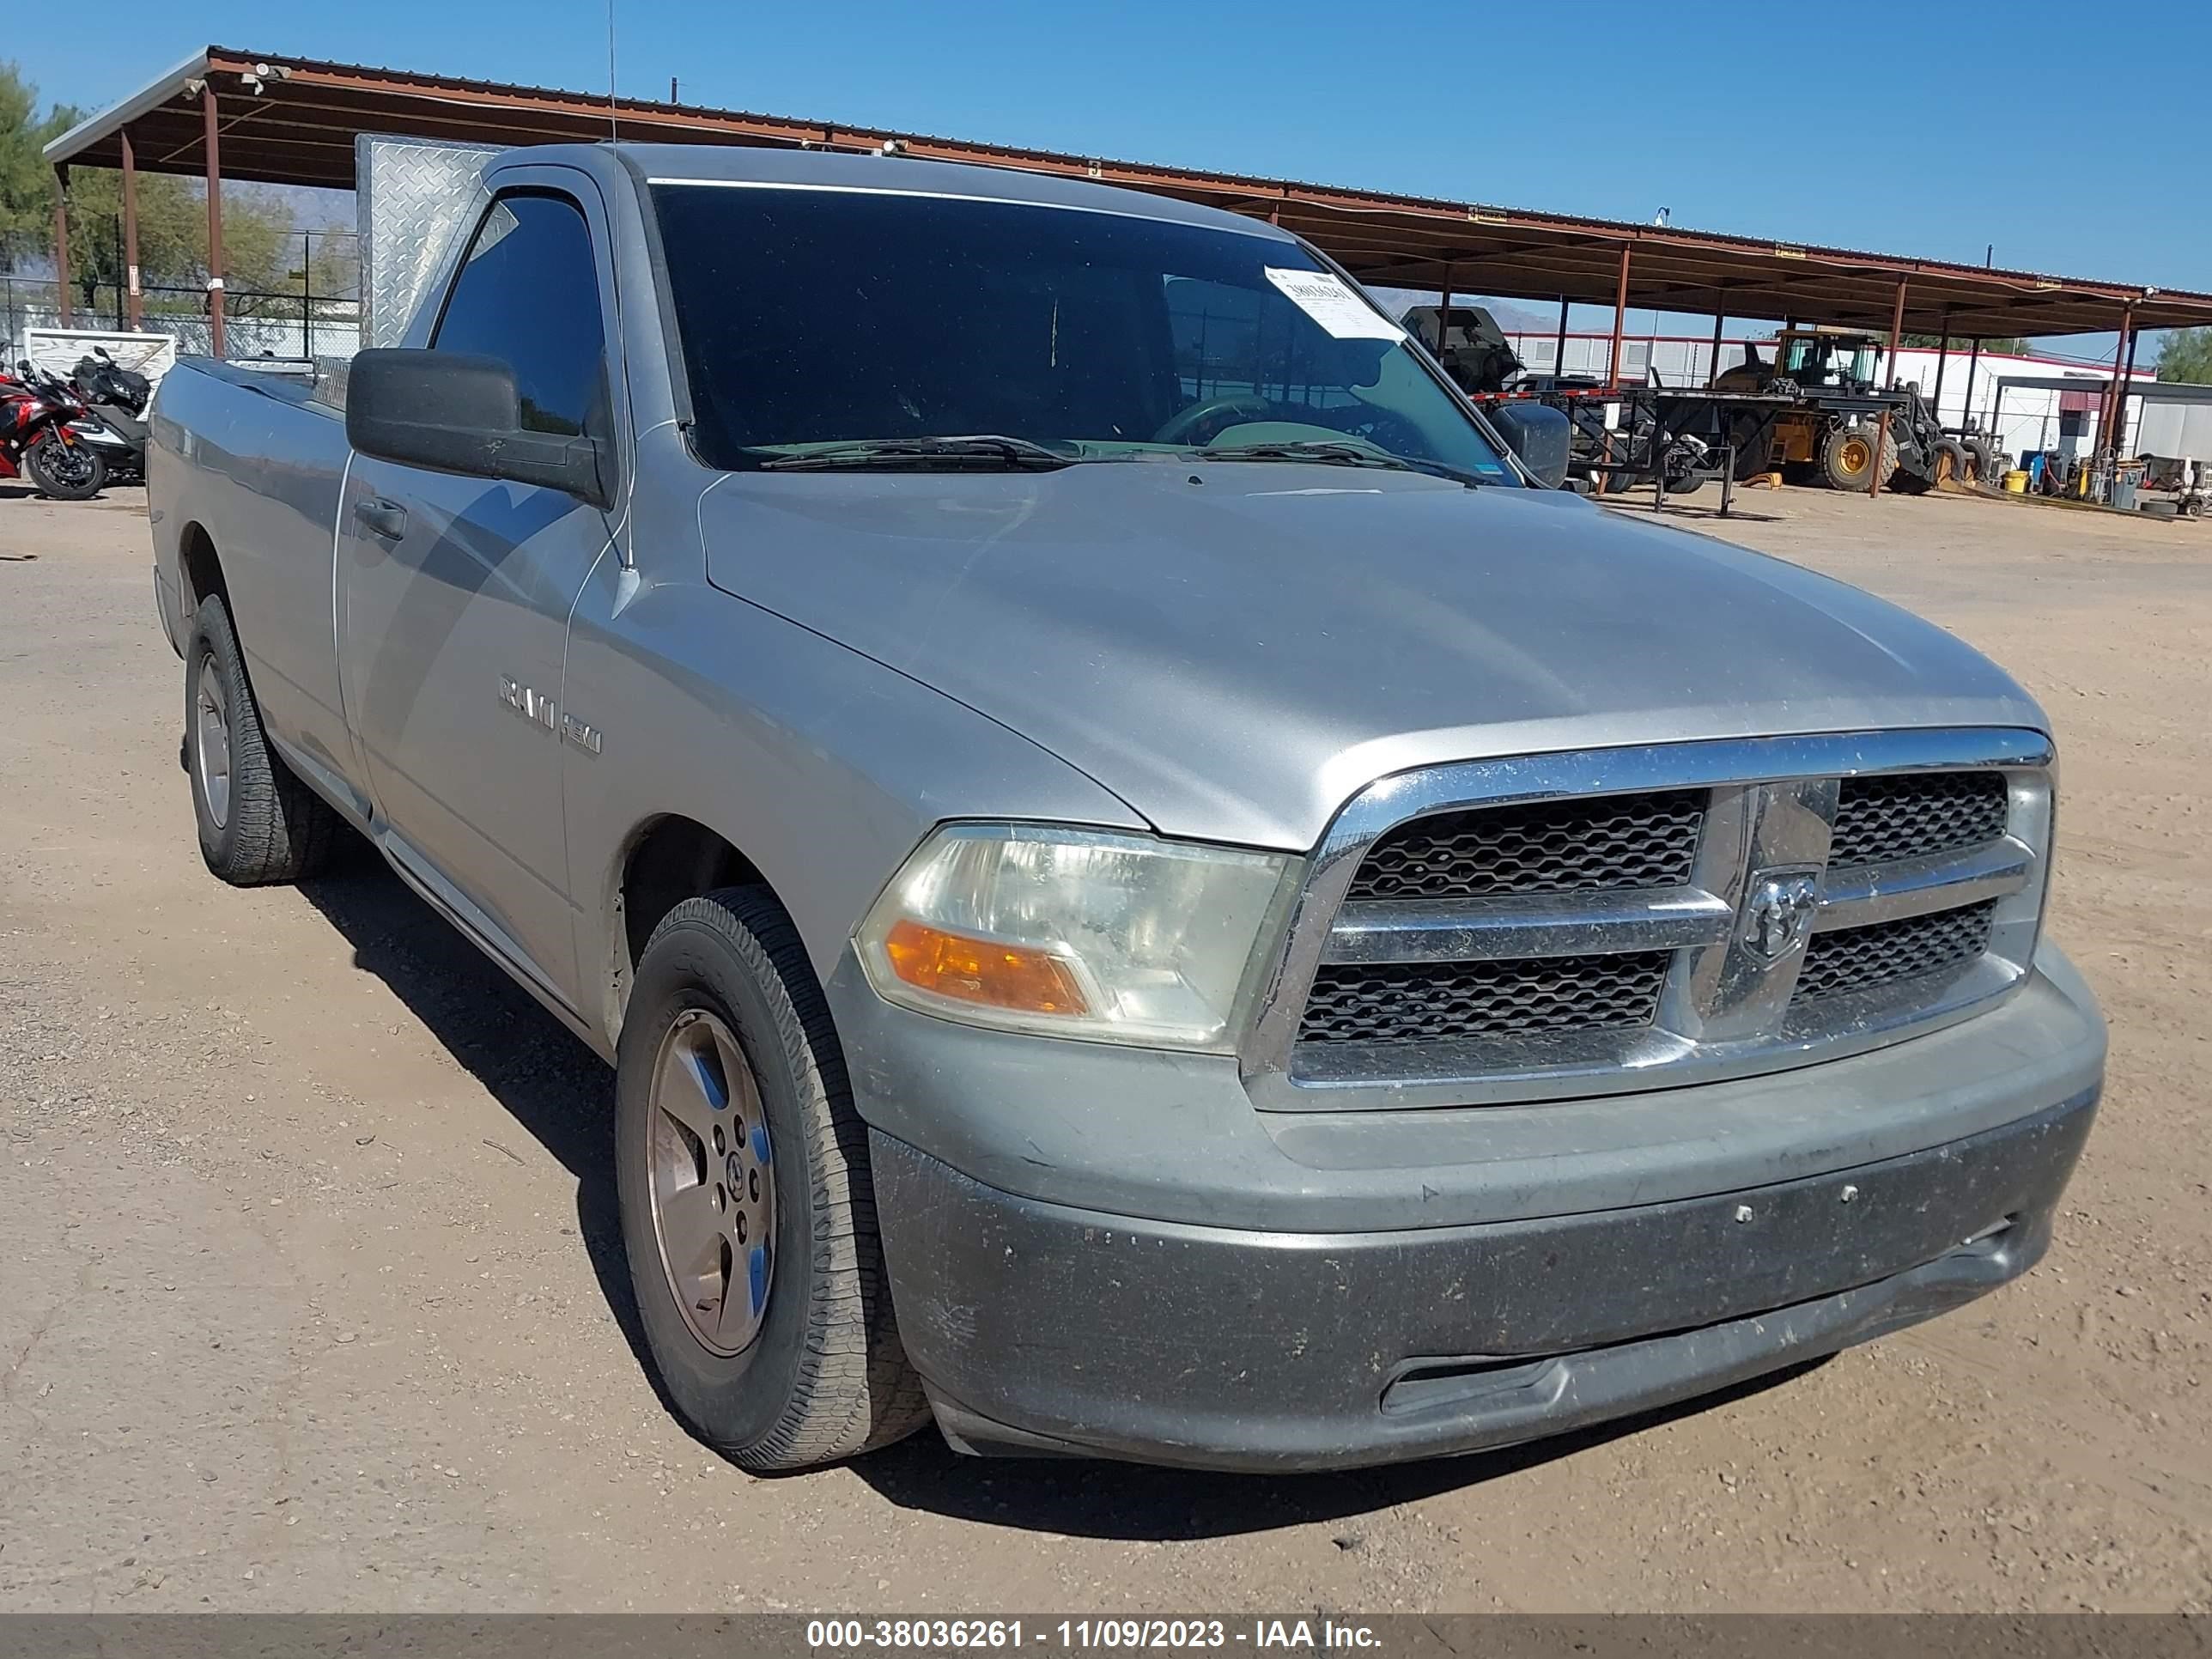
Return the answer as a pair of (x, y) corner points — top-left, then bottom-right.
(1820, 424), (1897, 491)
(617, 888), (929, 1470)
(24, 431), (105, 500)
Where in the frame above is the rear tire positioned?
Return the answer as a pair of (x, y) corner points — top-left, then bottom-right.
(24, 432), (105, 500)
(185, 595), (343, 884)
(1659, 443), (1707, 495)
(617, 888), (930, 1471)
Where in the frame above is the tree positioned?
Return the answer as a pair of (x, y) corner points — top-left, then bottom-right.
(2156, 327), (2212, 386)
(1903, 332), (2027, 355)
(5, 59), (349, 318)
(1, 61), (78, 270)
(54, 167), (355, 319)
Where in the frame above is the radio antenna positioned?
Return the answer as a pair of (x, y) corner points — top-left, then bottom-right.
(606, 0), (619, 139)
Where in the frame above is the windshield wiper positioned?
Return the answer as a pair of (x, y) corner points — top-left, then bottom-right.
(1196, 441), (1482, 488)
(756, 435), (1075, 471)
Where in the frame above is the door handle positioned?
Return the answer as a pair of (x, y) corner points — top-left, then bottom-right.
(354, 496), (410, 541)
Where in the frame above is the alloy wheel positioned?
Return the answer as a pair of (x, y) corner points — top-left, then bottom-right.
(193, 654), (232, 828)
(647, 1007), (776, 1357)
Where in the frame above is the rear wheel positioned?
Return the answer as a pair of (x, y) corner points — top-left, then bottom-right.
(24, 431), (105, 500)
(617, 888), (929, 1470)
(1659, 442), (1707, 495)
(185, 595), (343, 884)
(1820, 424), (1897, 491)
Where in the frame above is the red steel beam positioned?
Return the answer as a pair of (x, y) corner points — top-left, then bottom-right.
(52, 166), (72, 326)
(1609, 246), (1631, 386)
(204, 84), (226, 356)
(2115, 315), (2141, 459)
(1885, 277), (1908, 388)
(121, 127), (142, 331)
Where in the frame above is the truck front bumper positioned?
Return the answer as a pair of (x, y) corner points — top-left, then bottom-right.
(838, 943), (2105, 1473)
(873, 1088), (2092, 1471)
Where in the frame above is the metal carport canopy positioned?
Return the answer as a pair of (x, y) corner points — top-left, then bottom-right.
(44, 45), (2212, 340)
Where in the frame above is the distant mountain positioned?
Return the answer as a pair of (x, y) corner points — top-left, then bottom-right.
(1364, 286), (1556, 331)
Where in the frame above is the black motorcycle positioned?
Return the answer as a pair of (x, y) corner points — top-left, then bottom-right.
(69, 347), (154, 484)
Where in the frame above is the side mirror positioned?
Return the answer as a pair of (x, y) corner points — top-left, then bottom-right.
(1486, 400), (1574, 489)
(346, 349), (610, 507)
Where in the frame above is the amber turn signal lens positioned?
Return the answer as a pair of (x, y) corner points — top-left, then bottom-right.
(882, 919), (1090, 1017)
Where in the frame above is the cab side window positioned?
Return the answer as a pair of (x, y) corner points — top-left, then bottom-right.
(433, 192), (607, 438)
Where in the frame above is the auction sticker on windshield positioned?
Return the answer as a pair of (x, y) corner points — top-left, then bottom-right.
(1263, 267), (1403, 340)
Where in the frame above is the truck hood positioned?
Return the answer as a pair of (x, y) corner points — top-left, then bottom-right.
(698, 464), (2044, 851)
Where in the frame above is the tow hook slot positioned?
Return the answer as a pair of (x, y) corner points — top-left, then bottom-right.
(1382, 1354), (1568, 1417)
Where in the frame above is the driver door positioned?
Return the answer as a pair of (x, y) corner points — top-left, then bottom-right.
(336, 180), (623, 1010)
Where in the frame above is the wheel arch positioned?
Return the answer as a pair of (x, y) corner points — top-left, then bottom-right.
(177, 520), (228, 627)
(605, 813), (793, 1043)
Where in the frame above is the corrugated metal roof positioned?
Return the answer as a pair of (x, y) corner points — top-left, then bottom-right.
(43, 45), (2212, 339)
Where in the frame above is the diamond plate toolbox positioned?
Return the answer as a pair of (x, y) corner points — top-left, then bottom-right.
(356, 133), (501, 349)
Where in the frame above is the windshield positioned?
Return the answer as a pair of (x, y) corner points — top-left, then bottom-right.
(649, 182), (1516, 482)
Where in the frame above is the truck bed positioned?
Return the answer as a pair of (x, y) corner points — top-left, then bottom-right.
(149, 359), (362, 811)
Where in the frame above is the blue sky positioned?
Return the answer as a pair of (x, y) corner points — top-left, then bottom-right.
(16, 0), (2207, 355)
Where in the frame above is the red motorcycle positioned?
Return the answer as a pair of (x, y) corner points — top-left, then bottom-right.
(0, 358), (107, 500)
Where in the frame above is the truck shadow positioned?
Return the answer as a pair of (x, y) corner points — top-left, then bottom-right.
(294, 857), (648, 1364)
(295, 855), (1829, 1540)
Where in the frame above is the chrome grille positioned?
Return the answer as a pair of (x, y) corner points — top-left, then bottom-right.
(1829, 771), (2008, 868)
(1299, 954), (1668, 1044)
(1795, 901), (1996, 1003)
(1346, 792), (1703, 901)
(1245, 732), (2055, 1110)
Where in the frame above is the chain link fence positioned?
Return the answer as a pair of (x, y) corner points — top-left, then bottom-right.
(3, 274), (359, 362)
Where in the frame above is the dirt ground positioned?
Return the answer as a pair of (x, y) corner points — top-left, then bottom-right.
(2, 478), (2207, 1614)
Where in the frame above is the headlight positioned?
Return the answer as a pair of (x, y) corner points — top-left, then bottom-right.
(856, 824), (1291, 1051)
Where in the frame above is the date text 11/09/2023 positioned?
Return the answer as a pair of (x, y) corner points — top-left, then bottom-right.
(805, 1620), (1383, 1653)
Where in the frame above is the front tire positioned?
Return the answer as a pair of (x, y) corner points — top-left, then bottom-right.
(25, 432), (105, 500)
(617, 888), (928, 1470)
(185, 595), (342, 884)
(1820, 423), (1896, 491)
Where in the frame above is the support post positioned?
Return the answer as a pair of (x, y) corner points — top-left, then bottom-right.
(1964, 337), (1983, 434)
(2116, 316), (2141, 459)
(2104, 303), (2136, 462)
(1884, 277), (1908, 388)
(1707, 309), (1726, 387)
(203, 84), (226, 358)
(1608, 246), (1631, 386)
(1930, 322), (1950, 416)
(1869, 409), (1893, 500)
(52, 166), (72, 327)
(121, 128), (143, 331)
(1436, 263), (1452, 355)
(1553, 295), (1569, 378)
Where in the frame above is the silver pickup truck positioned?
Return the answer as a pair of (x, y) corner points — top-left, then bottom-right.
(149, 141), (2105, 1474)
